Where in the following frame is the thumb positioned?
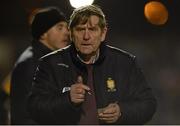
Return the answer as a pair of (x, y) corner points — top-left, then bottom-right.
(107, 103), (117, 108)
(77, 76), (91, 92)
(77, 75), (83, 83)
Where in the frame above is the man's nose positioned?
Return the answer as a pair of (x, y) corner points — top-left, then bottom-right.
(83, 29), (90, 40)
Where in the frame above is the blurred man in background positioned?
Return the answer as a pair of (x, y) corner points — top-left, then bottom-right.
(10, 6), (69, 124)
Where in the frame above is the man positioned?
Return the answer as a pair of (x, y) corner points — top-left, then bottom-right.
(10, 6), (69, 124)
(27, 5), (157, 124)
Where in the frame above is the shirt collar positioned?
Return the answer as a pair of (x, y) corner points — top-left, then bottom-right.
(76, 49), (100, 64)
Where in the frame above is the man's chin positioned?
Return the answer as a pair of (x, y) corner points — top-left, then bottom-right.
(79, 48), (93, 55)
(80, 51), (92, 55)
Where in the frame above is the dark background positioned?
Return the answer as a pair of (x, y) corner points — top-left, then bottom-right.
(0, 0), (180, 124)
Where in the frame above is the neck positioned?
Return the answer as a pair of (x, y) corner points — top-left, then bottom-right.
(77, 50), (99, 64)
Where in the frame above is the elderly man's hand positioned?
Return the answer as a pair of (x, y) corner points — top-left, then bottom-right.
(98, 103), (121, 124)
(70, 76), (90, 104)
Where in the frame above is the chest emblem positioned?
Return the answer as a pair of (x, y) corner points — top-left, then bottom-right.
(107, 78), (116, 92)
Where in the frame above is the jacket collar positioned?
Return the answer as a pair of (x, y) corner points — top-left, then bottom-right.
(70, 42), (107, 69)
(32, 40), (52, 59)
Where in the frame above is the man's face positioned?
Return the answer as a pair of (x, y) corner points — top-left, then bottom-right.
(42, 21), (69, 50)
(71, 15), (107, 56)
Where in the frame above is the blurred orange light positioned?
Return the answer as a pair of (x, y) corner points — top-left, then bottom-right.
(144, 1), (168, 25)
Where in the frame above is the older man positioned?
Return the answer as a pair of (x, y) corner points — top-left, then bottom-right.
(28, 5), (156, 124)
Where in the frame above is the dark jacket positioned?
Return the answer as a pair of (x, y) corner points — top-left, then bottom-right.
(28, 42), (157, 124)
(0, 90), (8, 124)
(10, 40), (52, 124)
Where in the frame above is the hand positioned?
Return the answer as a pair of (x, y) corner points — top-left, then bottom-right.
(70, 76), (90, 104)
(98, 102), (121, 124)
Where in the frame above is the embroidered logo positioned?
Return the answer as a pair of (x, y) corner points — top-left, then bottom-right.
(107, 78), (116, 92)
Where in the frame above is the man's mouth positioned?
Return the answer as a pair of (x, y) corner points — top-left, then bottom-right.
(81, 44), (91, 46)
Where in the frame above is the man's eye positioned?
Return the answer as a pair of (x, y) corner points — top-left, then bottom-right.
(58, 27), (63, 30)
(89, 28), (97, 31)
(76, 28), (84, 31)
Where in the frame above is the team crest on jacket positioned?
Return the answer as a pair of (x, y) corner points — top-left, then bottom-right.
(107, 78), (116, 92)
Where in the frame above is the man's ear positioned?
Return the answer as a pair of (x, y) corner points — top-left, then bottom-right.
(101, 27), (107, 42)
(40, 33), (47, 41)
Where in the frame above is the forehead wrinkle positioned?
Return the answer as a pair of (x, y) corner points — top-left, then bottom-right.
(78, 16), (99, 28)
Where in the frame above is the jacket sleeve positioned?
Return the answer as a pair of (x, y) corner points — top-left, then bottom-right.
(117, 57), (157, 124)
(27, 59), (81, 124)
(11, 61), (36, 124)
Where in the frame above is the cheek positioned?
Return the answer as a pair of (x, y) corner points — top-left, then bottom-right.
(93, 38), (102, 49)
(48, 31), (56, 37)
(94, 41), (101, 49)
(93, 35), (102, 43)
(54, 32), (63, 39)
(73, 36), (82, 44)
